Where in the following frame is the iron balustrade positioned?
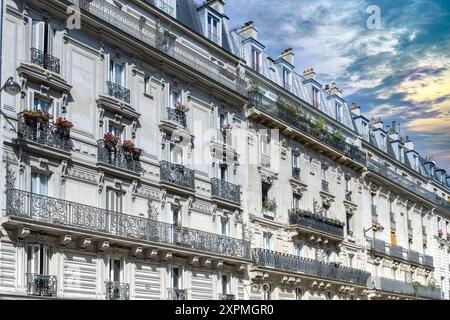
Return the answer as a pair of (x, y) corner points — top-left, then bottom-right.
(253, 249), (370, 286)
(248, 91), (367, 165)
(17, 113), (73, 151)
(367, 158), (450, 213)
(157, 0), (174, 15)
(97, 140), (142, 173)
(261, 154), (271, 168)
(424, 255), (434, 268)
(390, 245), (405, 260)
(368, 276), (441, 299)
(166, 108), (187, 127)
(30, 48), (60, 74)
(292, 167), (301, 181)
(409, 250), (420, 264)
(106, 81), (130, 103)
(288, 209), (344, 238)
(370, 238), (386, 255)
(322, 180), (329, 193)
(105, 281), (130, 300)
(167, 288), (187, 300)
(211, 178), (241, 204)
(26, 274), (57, 297)
(67, 0), (247, 96)
(160, 161), (195, 191)
(5, 189), (251, 259)
(219, 294), (236, 300)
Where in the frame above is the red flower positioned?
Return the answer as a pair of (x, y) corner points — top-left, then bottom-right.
(122, 139), (136, 153)
(103, 133), (119, 149)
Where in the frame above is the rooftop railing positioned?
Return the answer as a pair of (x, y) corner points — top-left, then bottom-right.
(69, 0), (247, 96)
(248, 91), (366, 165)
(6, 189), (251, 260)
(288, 209), (344, 238)
(253, 249), (370, 286)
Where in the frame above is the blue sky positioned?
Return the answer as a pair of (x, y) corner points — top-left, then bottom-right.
(226, 0), (450, 169)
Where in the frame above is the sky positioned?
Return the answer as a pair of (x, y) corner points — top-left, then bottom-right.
(225, 0), (450, 170)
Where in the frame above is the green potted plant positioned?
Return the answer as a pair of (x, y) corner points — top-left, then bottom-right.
(263, 199), (278, 213)
(313, 117), (327, 138)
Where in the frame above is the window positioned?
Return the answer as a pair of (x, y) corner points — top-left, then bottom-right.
(207, 14), (220, 43)
(293, 194), (301, 209)
(252, 48), (261, 72)
(283, 67), (291, 91)
(32, 21), (55, 55)
(345, 176), (351, 192)
(169, 143), (183, 164)
(170, 90), (181, 108)
(391, 231), (398, 246)
(31, 172), (48, 196)
(321, 166), (328, 182)
(108, 122), (124, 140)
(398, 145), (404, 163)
(380, 133), (386, 150)
(263, 283), (271, 300)
(335, 102), (343, 122)
(222, 274), (230, 294)
(326, 291), (333, 300)
(219, 164), (228, 181)
(292, 153), (299, 168)
(109, 258), (122, 282)
(346, 213), (353, 236)
(172, 267), (180, 289)
(413, 154), (418, 170)
(106, 189), (123, 213)
(348, 254), (354, 268)
(312, 87), (320, 108)
(294, 243), (303, 257)
(27, 244), (50, 276)
(33, 97), (50, 113)
(220, 216), (230, 237)
(362, 122), (368, 137)
(325, 251), (332, 264)
(295, 288), (303, 300)
(171, 205), (180, 225)
(109, 60), (124, 86)
(262, 182), (270, 206)
(263, 233), (273, 250)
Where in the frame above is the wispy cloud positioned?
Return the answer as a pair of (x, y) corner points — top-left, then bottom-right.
(227, 0), (450, 169)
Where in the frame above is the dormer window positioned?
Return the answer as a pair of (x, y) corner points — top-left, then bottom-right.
(312, 87), (320, 108)
(335, 102), (343, 122)
(157, 0), (175, 16)
(252, 47), (262, 73)
(207, 14), (220, 44)
(283, 67), (292, 91)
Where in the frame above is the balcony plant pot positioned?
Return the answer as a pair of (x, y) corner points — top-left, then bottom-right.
(122, 139), (136, 154)
(103, 133), (119, 151)
(55, 117), (73, 137)
(132, 148), (142, 161)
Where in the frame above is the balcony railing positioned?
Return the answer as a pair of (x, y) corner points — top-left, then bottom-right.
(166, 108), (187, 127)
(367, 158), (450, 213)
(371, 238), (386, 255)
(106, 81), (130, 103)
(17, 113), (73, 152)
(160, 161), (195, 191)
(97, 140), (142, 174)
(105, 281), (130, 300)
(292, 167), (301, 181)
(69, 0), (247, 96)
(248, 91), (366, 165)
(211, 178), (241, 204)
(288, 209), (344, 238)
(26, 274), (57, 297)
(370, 239), (433, 268)
(261, 154), (271, 168)
(424, 255), (434, 268)
(321, 180), (329, 193)
(368, 276), (441, 300)
(219, 294), (236, 300)
(168, 288), (187, 300)
(30, 48), (60, 74)
(157, 0), (174, 16)
(5, 189), (251, 260)
(390, 245), (405, 260)
(409, 250), (420, 264)
(253, 249), (370, 286)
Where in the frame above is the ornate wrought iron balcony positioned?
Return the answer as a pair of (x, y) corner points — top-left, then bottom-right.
(17, 113), (73, 151)
(106, 81), (130, 103)
(6, 189), (250, 259)
(292, 167), (301, 181)
(248, 91), (366, 165)
(211, 178), (241, 204)
(160, 161), (195, 191)
(368, 276), (441, 300)
(288, 209), (344, 238)
(26, 274), (57, 297)
(69, 0), (247, 96)
(97, 140), (142, 174)
(367, 158), (450, 213)
(166, 108), (187, 127)
(219, 294), (236, 300)
(105, 281), (129, 300)
(30, 48), (60, 74)
(253, 249), (370, 286)
(167, 288), (187, 300)
(321, 180), (329, 193)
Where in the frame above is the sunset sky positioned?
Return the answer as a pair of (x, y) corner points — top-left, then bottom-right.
(226, 0), (450, 170)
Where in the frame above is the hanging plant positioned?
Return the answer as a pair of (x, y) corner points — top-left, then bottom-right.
(55, 117), (73, 135)
(132, 147), (142, 160)
(103, 132), (119, 150)
(122, 139), (136, 153)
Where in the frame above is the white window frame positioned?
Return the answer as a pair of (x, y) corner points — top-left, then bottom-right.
(206, 13), (221, 44)
(108, 257), (123, 283)
(31, 172), (49, 196)
(106, 188), (123, 213)
(26, 244), (50, 276)
(335, 102), (343, 122)
(252, 47), (262, 72)
(220, 216), (230, 237)
(109, 59), (125, 87)
(312, 86), (320, 108)
(263, 232), (273, 250)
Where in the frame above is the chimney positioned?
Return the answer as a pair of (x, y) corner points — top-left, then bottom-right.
(404, 136), (414, 150)
(280, 48), (294, 65)
(239, 21), (258, 40)
(372, 117), (383, 129)
(388, 121), (399, 140)
(206, 0), (225, 15)
(325, 82), (342, 98)
(303, 68), (316, 80)
(349, 103), (360, 116)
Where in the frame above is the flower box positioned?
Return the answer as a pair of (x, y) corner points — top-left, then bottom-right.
(23, 109), (53, 125)
(55, 117), (73, 135)
(122, 139), (135, 153)
(103, 132), (119, 150)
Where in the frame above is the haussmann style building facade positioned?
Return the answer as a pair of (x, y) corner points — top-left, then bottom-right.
(0, 0), (449, 300)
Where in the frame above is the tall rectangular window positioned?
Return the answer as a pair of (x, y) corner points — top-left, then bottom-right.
(263, 232), (273, 250)
(220, 216), (230, 237)
(335, 102), (342, 122)
(109, 258), (122, 282)
(106, 189), (123, 213)
(222, 274), (230, 294)
(207, 14), (219, 43)
(169, 143), (183, 165)
(170, 90), (180, 108)
(262, 182), (270, 206)
(293, 194), (301, 209)
(110, 60), (124, 86)
(312, 87), (320, 108)
(252, 48), (261, 72)
(108, 122), (124, 140)
(294, 243), (303, 257)
(32, 21), (54, 55)
(398, 145), (404, 162)
(27, 244), (50, 276)
(362, 122), (368, 137)
(321, 166), (328, 182)
(283, 67), (291, 91)
(346, 213), (353, 236)
(172, 267), (180, 289)
(380, 133), (386, 151)
(31, 172), (48, 196)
